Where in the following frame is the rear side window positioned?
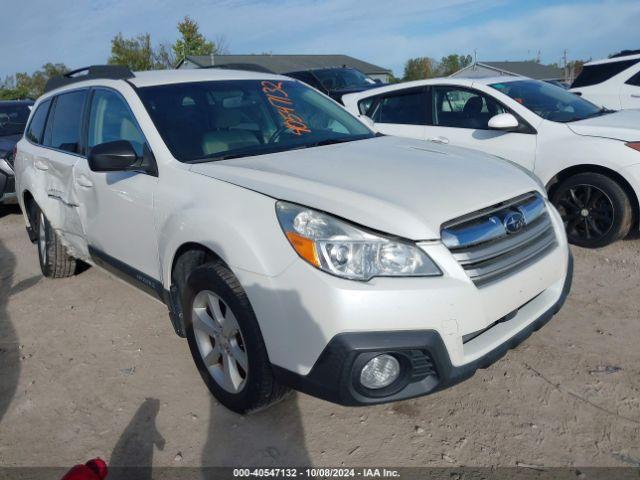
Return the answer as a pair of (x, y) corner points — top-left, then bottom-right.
(25, 100), (51, 144)
(44, 90), (87, 153)
(369, 88), (431, 125)
(572, 59), (640, 88)
(626, 71), (640, 87)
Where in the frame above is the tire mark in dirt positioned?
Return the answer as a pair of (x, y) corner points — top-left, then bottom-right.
(520, 361), (640, 426)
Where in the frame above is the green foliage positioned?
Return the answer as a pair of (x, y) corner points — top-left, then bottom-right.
(108, 33), (158, 71)
(172, 16), (215, 61)
(402, 54), (474, 81)
(0, 63), (68, 100)
(438, 54), (473, 77)
(403, 57), (438, 81)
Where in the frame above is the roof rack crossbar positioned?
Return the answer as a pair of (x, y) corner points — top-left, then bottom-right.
(44, 65), (135, 93)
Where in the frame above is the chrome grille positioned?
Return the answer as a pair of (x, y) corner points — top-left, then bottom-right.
(442, 192), (557, 287)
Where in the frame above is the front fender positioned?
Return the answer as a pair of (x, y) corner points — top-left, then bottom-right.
(158, 183), (297, 290)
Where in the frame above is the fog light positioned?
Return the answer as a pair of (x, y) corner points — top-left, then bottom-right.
(360, 354), (401, 389)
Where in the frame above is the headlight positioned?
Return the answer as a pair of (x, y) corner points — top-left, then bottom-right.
(276, 201), (441, 281)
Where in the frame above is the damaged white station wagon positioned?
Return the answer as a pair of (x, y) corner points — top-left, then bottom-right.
(15, 66), (572, 413)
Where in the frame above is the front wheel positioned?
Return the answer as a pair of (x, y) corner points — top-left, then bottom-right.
(551, 172), (633, 248)
(36, 207), (77, 278)
(183, 261), (289, 413)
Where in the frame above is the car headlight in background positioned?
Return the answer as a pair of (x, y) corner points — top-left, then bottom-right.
(276, 201), (441, 281)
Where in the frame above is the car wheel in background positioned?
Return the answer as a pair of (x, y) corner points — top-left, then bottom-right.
(551, 172), (632, 248)
(183, 260), (289, 414)
(36, 207), (77, 278)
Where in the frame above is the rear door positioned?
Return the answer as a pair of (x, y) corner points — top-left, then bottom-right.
(424, 85), (537, 170)
(73, 88), (161, 283)
(363, 86), (430, 139)
(40, 90), (89, 254)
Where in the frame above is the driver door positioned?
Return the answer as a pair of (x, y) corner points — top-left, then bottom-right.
(424, 86), (537, 171)
(73, 88), (161, 283)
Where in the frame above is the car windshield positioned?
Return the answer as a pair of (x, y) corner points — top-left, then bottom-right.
(313, 69), (376, 91)
(137, 79), (375, 163)
(0, 103), (31, 137)
(489, 80), (609, 123)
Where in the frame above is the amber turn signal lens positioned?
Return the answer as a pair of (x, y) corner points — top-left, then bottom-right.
(285, 231), (320, 267)
(626, 142), (640, 152)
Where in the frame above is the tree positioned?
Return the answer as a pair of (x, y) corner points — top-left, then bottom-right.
(403, 57), (438, 81)
(0, 63), (68, 99)
(172, 16), (214, 62)
(108, 33), (157, 71)
(438, 54), (473, 77)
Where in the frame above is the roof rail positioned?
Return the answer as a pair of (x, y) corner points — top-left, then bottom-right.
(44, 65), (135, 93)
(609, 49), (640, 59)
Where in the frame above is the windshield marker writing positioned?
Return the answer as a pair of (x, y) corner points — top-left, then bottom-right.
(261, 81), (311, 135)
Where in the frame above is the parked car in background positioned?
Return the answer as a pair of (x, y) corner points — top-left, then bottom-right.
(15, 66), (571, 413)
(570, 51), (640, 110)
(0, 100), (33, 205)
(343, 77), (640, 248)
(285, 67), (381, 104)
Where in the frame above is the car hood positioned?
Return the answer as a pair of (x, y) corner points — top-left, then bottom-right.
(0, 134), (21, 157)
(567, 110), (640, 142)
(189, 136), (543, 240)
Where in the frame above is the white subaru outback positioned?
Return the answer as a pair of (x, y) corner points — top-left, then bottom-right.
(15, 66), (572, 413)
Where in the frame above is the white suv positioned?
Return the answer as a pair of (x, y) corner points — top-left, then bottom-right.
(15, 66), (572, 413)
(570, 51), (640, 110)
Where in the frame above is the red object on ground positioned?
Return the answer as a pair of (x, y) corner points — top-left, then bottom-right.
(60, 458), (108, 480)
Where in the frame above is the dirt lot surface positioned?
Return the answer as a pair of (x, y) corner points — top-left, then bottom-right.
(1, 204), (639, 469)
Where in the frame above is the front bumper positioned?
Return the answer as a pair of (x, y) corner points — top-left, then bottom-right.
(0, 158), (16, 203)
(0, 171), (16, 203)
(273, 254), (573, 406)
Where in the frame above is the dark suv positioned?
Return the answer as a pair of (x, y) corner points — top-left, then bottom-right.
(285, 67), (382, 104)
(0, 100), (33, 204)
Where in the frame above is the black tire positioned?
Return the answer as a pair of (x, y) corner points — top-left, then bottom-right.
(551, 172), (633, 248)
(35, 206), (77, 278)
(183, 260), (289, 414)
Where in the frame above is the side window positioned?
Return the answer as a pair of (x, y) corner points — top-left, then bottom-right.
(45, 90), (87, 153)
(626, 71), (640, 87)
(87, 90), (146, 157)
(25, 99), (51, 144)
(370, 88), (431, 125)
(358, 97), (376, 115)
(572, 59), (640, 88)
(433, 87), (505, 129)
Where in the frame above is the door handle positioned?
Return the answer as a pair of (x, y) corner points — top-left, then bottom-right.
(34, 159), (49, 171)
(631, 94), (640, 98)
(76, 175), (94, 188)
(429, 136), (449, 144)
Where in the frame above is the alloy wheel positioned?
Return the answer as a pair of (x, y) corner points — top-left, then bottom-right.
(556, 184), (614, 243)
(38, 213), (46, 262)
(192, 290), (248, 393)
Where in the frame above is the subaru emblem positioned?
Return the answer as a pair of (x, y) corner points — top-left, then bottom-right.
(504, 211), (526, 234)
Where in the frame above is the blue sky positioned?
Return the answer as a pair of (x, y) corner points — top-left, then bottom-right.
(1, 0), (639, 79)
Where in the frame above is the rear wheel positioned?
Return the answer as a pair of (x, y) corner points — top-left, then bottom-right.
(551, 172), (632, 248)
(183, 260), (289, 413)
(36, 207), (76, 278)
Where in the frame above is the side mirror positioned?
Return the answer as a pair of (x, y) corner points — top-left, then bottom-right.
(88, 140), (138, 172)
(359, 115), (376, 131)
(488, 113), (519, 131)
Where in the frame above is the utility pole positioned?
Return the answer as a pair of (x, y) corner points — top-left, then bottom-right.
(562, 49), (568, 83)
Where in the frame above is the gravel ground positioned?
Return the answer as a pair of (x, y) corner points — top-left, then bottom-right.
(0, 204), (639, 469)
